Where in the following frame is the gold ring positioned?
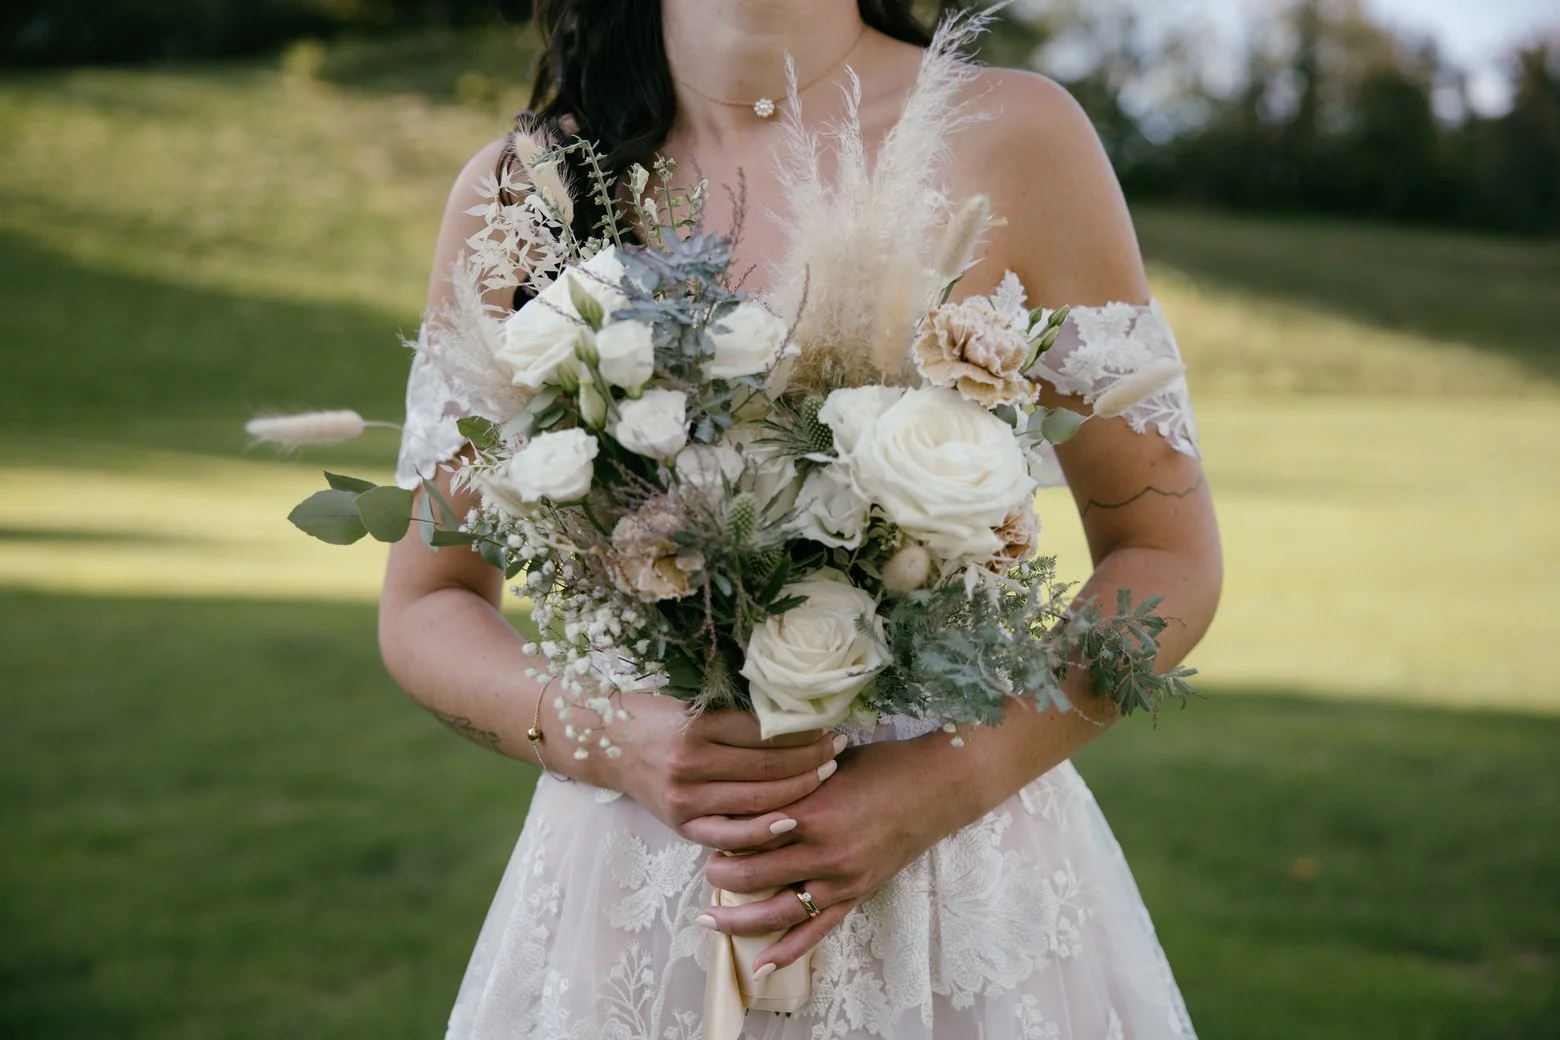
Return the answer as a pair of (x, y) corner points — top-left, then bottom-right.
(796, 890), (822, 918)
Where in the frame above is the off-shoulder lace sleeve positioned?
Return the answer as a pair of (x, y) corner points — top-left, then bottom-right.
(1029, 299), (1200, 460)
(394, 331), (472, 490)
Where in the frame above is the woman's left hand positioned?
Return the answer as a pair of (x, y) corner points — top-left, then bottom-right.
(699, 735), (972, 977)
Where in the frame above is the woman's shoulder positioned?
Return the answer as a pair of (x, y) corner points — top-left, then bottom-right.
(950, 66), (1148, 306)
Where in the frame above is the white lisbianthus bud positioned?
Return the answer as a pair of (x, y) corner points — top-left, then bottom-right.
(882, 544), (932, 593)
(1091, 360), (1187, 419)
(245, 410), (373, 447)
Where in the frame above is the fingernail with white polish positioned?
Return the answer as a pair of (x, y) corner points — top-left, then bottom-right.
(832, 733), (848, 754)
(769, 817), (798, 835)
(753, 963), (777, 982)
(817, 759), (838, 782)
(695, 914), (718, 930)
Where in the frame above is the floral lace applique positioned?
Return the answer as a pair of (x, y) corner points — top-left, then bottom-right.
(1028, 300), (1200, 464)
(395, 343), (470, 490)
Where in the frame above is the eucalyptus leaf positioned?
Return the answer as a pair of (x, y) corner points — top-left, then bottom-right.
(324, 471), (377, 494)
(423, 478), (459, 528)
(355, 485), (415, 542)
(288, 489), (368, 545)
(1040, 407), (1089, 445)
(430, 528), (478, 547)
(479, 539), (508, 572)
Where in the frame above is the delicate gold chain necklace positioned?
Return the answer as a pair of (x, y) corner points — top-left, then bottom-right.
(672, 22), (867, 120)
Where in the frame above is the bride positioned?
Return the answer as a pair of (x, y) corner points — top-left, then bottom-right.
(380, 2), (1222, 1037)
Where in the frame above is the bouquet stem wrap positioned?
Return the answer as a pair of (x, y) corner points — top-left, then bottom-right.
(702, 884), (811, 1038)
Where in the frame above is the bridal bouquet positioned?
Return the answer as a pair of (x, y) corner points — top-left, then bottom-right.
(262, 136), (1192, 753)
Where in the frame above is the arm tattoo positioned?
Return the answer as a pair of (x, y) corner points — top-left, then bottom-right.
(428, 707), (503, 752)
(1082, 476), (1205, 518)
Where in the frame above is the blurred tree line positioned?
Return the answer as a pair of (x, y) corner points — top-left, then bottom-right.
(1007, 0), (1560, 234)
(5, 0), (1555, 234)
(1, 0), (530, 66)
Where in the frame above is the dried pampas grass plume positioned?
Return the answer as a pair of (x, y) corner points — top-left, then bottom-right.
(246, 410), (381, 448)
(765, 7), (998, 396)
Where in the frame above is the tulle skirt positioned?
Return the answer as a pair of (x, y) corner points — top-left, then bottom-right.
(446, 724), (1195, 1040)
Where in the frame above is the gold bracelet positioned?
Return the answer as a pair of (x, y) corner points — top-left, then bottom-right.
(527, 692), (575, 782)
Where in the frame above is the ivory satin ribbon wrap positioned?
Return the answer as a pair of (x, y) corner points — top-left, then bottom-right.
(702, 886), (811, 1039)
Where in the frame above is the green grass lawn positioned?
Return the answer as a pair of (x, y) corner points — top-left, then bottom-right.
(2, 31), (1558, 1039)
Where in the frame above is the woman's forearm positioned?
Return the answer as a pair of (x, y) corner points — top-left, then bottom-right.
(910, 541), (1222, 840)
(378, 585), (615, 786)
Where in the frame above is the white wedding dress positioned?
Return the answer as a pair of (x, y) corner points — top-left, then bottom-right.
(396, 302), (1202, 1040)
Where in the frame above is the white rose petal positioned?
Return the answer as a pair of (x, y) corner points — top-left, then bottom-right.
(740, 569), (887, 739)
(849, 387), (1036, 564)
(593, 319), (655, 390)
(612, 388), (688, 459)
(495, 291), (583, 391)
(723, 423), (803, 513)
(817, 385), (905, 455)
(503, 428), (599, 504)
(707, 301), (792, 380)
(793, 465), (870, 549)
(674, 443), (745, 496)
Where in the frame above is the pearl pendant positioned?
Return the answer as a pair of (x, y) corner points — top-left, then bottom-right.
(753, 97), (777, 119)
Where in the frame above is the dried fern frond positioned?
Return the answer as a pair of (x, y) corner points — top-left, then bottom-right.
(766, 7), (999, 395)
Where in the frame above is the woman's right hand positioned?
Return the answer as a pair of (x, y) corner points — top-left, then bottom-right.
(605, 690), (846, 852)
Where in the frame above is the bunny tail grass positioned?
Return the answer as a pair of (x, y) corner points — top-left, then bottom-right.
(245, 410), (375, 447)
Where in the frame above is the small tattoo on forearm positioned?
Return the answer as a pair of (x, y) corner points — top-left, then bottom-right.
(1082, 477), (1205, 517)
(429, 707), (503, 752)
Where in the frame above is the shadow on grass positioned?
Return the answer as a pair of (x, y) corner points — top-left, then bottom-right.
(0, 232), (412, 461)
(1, 588), (1556, 1039)
(1134, 205), (1560, 385)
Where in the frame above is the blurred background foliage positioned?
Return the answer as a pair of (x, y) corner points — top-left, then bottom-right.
(5, 0), (1558, 232)
(1, 1), (1557, 1038)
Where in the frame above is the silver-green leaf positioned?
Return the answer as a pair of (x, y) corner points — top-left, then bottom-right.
(289, 489), (368, 545)
(1040, 407), (1089, 445)
(355, 485), (415, 542)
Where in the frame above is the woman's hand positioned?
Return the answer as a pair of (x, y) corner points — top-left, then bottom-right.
(607, 691), (847, 852)
(698, 736), (970, 978)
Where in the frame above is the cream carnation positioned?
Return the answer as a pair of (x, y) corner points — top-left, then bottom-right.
(847, 387), (1036, 563)
(740, 569), (886, 739)
(913, 297), (1038, 408)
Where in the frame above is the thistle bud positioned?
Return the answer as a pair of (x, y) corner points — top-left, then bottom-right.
(727, 492), (758, 547)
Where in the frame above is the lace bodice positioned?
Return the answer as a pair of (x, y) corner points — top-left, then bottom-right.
(394, 302), (1200, 492)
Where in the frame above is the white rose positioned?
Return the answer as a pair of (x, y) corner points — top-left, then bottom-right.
(792, 465), (869, 549)
(849, 387), (1036, 563)
(674, 443), (744, 496)
(612, 388), (688, 459)
(740, 569), (887, 739)
(502, 427), (599, 504)
(817, 385), (905, 454)
(593, 319), (655, 390)
(707, 301), (792, 380)
(495, 289), (584, 391)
